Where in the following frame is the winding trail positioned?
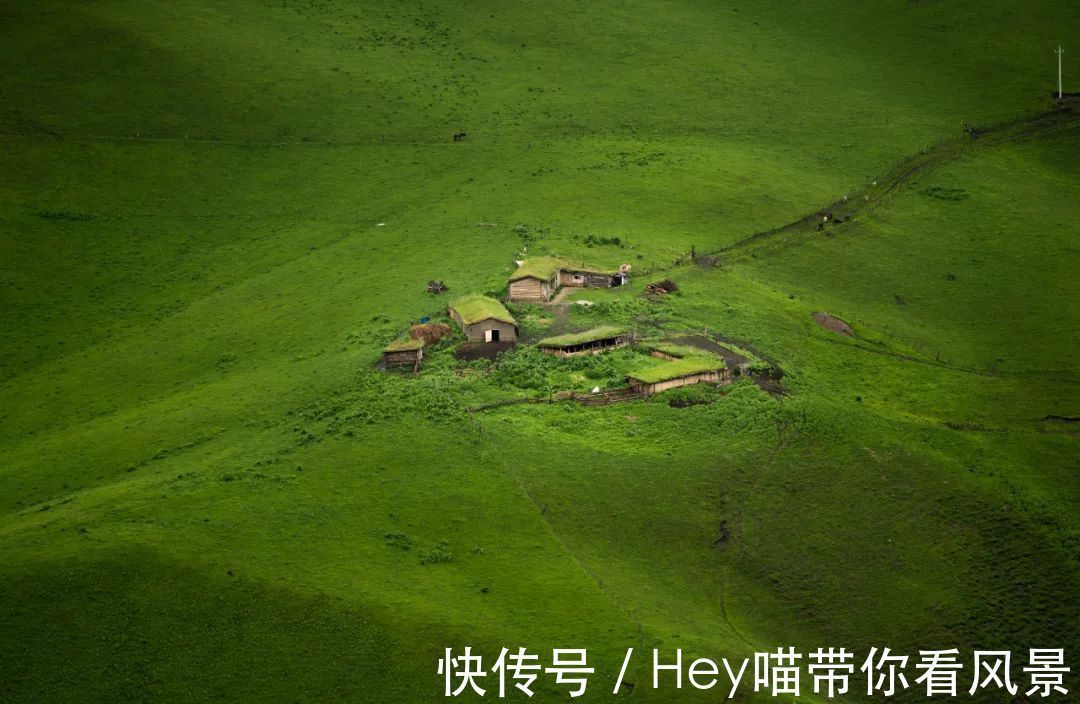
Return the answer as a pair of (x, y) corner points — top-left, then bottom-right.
(709, 103), (1080, 261)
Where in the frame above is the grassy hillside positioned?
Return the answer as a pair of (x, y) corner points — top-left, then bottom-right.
(2, 1), (1078, 702)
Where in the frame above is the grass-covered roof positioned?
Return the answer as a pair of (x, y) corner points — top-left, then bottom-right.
(627, 356), (726, 384)
(450, 294), (516, 325)
(383, 338), (424, 352)
(537, 325), (628, 348)
(646, 342), (712, 359)
(508, 256), (611, 282)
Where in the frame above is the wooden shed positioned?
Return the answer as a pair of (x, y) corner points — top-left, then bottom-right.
(449, 294), (518, 343)
(507, 257), (561, 302)
(627, 357), (730, 397)
(557, 267), (616, 289)
(508, 257), (621, 302)
(383, 338), (424, 369)
(537, 326), (631, 357)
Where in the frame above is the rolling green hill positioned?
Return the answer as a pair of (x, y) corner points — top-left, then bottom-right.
(1, 1), (1078, 702)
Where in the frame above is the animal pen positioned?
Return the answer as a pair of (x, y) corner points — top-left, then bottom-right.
(626, 357), (730, 397)
(536, 326), (631, 357)
(382, 338), (424, 370)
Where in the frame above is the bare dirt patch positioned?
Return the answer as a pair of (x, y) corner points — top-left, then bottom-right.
(669, 335), (749, 367)
(669, 335), (786, 398)
(453, 341), (516, 361)
(750, 374), (787, 399)
(812, 312), (854, 336)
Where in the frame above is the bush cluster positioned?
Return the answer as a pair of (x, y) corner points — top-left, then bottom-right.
(490, 346), (643, 392)
(571, 298), (660, 325)
(582, 234), (623, 247)
(419, 540), (454, 565)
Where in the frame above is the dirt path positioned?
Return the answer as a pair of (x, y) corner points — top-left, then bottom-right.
(708, 105), (1080, 261)
(548, 287), (575, 304)
(538, 287), (575, 327)
(668, 335), (749, 367)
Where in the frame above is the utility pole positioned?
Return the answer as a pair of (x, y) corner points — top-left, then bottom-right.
(1056, 45), (1065, 99)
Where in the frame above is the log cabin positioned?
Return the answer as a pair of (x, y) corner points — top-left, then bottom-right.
(627, 357), (731, 397)
(383, 338), (424, 369)
(507, 257), (627, 302)
(449, 294), (518, 343)
(536, 326), (631, 357)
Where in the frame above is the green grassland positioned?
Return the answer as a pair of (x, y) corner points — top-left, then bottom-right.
(2, 1), (1079, 702)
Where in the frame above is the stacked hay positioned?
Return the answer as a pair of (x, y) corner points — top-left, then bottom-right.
(409, 323), (452, 345)
(645, 279), (679, 295)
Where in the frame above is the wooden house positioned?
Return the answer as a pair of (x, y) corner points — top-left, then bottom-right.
(507, 258), (558, 303)
(449, 294), (518, 343)
(537, 326), (631, 357)
(557, 267), (616, 289)
(508, 257), (626, 302)
(383, 338), (424, 369)
(627, 357), (730, 397)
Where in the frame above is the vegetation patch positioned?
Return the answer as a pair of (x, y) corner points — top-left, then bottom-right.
(661, 384), (725, 408)
(920, 185), (970, 201)
(645, 342), (719, 359)
(36, 209), (98, 222)
(383, 338), (424, 352)
(2, 3), (1078, 702)
(383, 532), (413, 551)
(418, 541), (454, 565)
(490, 346), (649, 392)
(581, 234), (626, 248)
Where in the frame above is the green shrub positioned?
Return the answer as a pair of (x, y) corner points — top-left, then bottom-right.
(36, 209), (97, 222)
(383, 532), (413, 551)
(746, 359), (773, 375)
(583, 234), (624, 247)
(919, 185), (969, 201)
(419, 540), (453, 565)
(660, 384), (719, 407)
(490, 347), (558, 391)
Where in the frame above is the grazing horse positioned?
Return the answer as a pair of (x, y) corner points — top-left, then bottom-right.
(452, 132), (467, 142)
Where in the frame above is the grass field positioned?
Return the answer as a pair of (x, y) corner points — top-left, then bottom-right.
(2, 1), (1079, 702)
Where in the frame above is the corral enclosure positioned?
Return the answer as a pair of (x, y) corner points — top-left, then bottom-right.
(537, 326), (631, 357)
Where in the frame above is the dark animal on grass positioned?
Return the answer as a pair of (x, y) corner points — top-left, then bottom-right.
(453, 132), (467, 142)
